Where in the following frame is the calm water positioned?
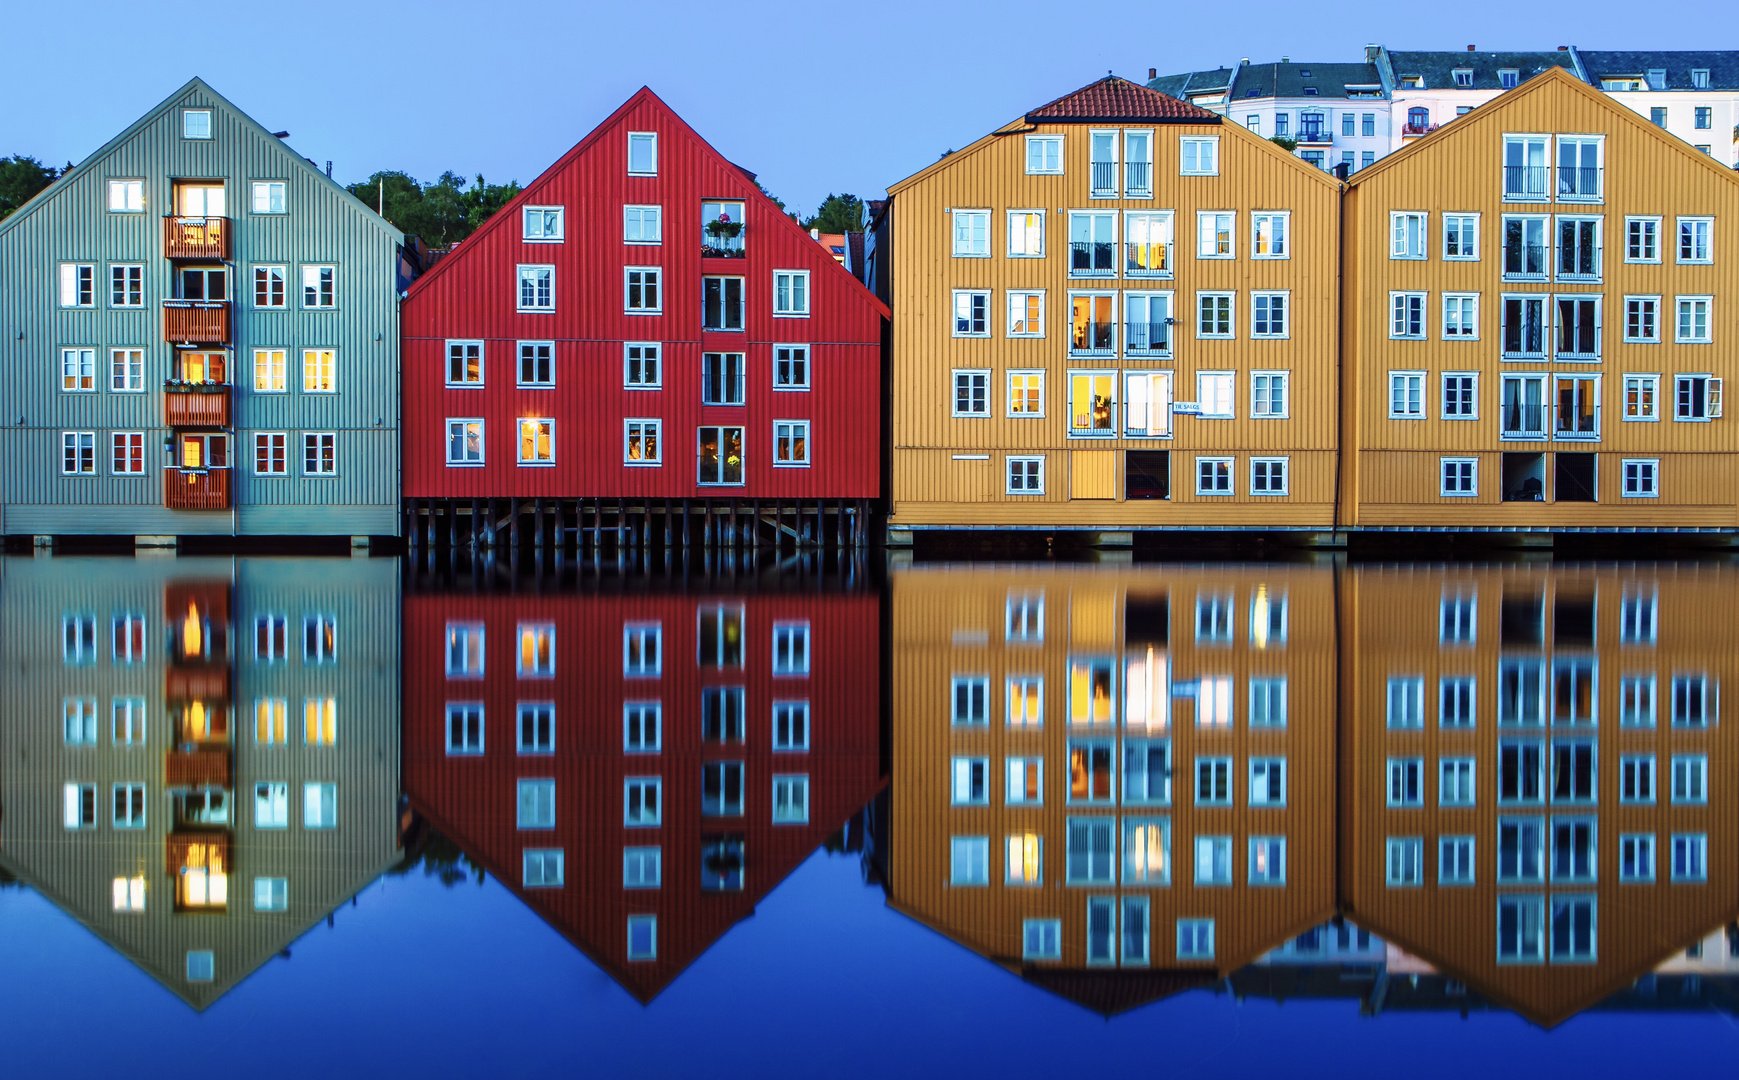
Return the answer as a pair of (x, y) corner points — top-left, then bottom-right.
(4, 552), (1739, 1078)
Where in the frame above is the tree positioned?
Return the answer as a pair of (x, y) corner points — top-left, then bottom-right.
(0, 155), (60, 220)
(802, 192), (864, 234)
(345, 169), (522, 247)
(1268, 135), (1299, 152)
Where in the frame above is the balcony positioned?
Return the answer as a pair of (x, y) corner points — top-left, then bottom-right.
(167, 748), (232, 789)
(1125, 242), (1171, 277)
(163, 301), (230, 344)
(162, 215), (230, 260)
(1504, 166), (1550, 199)
(1500, 403), (1549, 440)
(164, 467), (231, 510)
(1401, 122), (1439, 137)
(1123, 161), (1152, 197)
(1124, 321), (1172, 356)
(1296, 129), (1334, 145)
(1557, 245), (1603, 281)
(1070, 322), (1116, 357)
(1557, 167), (1603, 201)
(164, 383), (231, 428)
(1501, 245), (1551, 280)
(166, 666), (231, 702)
(1070, 241), (1117, 277)
(1090, 160), (1116, 198)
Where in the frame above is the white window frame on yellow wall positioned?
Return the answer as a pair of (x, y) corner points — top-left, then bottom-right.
(1443, 213), (1480, 260)
(1123, 371), (1172, 438)
(1440, 457), (1478, 496)
(1250, 457), (1289, 496)
(1197, 371), (1234, 419)
(1067, 371), (1117, 438)
(1025, 135), (1063, 175)
(1007, 290), (1045, 337)
(1250, 370), (1289, 418)
(1675, 296), (1713, 343)
(1196, 292), (1234, 339)
(1179, 136), (1219, 176)
(1007, 210), (1045, 258)
(1390, 371), (1426, 419)
(1251, 212), (1289, 259)
(1125, 211), (1173, 277)
(1622, 374), (1660, 421)
(1251, 292), (1289, 338)
(1007, 370), (1045, 418)
(1391, 211), (1428, 259)
(1625, 216), (1662, 263)
(952, 290), (991, 337)
(1196, 211), (1234, 259)
(1196, 457), (1234, 496)
(1390, 292), (1426, 339)
(1443, 293), (1479, 339)
(1624, 296), (1660, 343)
(951, 209), (990, 257)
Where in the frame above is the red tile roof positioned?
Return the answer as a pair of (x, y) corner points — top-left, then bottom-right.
(1026, 75), (1222, 124)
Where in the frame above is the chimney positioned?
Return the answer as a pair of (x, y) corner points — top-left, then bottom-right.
(1240, 57), (1250, 66)
(1467, 44), (1476, 52)
(1148, 67), (1157, 79)
(1333, 161), (1351, 180)
(1558, 45), (1568, 51)
(1281, 56), (1289, 64)
(1365, 44), (1380, 64)
(324, 160), (332, 178)
(810, 228), (819, 239)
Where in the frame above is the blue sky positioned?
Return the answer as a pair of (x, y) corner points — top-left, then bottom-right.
(3, 0), (1734, 216)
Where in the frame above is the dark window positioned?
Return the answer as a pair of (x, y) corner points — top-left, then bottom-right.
(1502, 453), (1546, 502)
(1554, 595), (1595, 647)
(1126, 596), (1169, 646)
(1501, 592), (1544, 645)
(1126, 450), (1170, 500)
(1556, 453), (1597, 502)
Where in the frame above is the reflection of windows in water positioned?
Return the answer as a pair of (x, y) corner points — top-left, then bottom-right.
(1068, 740), (1114, 802)
(702, 836), (745, 891)
(1069, 658), (1115, 725)
(1123, 648), (1169, 731)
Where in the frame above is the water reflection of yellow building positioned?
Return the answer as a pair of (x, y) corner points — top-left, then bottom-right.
(887, 565), (1335, 1012)
(0, 556), (402, 1009)
(1340, 565), (1739, 1026)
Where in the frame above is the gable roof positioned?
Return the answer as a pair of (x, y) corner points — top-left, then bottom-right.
(1386, 50), (1578, 91)
(406, 86), (888, 317)
(1025, 75), (1222, 124)
(1228, 62), (1384, 101)
(0, 76), (401, 245)
(1347, 65), (1739, 188)
(1577, 50), (1739, 90)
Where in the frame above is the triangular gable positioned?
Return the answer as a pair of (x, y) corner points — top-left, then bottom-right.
(406, 86), (887, 317)
(0, 76), (401, 244)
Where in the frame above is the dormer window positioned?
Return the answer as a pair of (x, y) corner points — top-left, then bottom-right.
(1402, 75), (1425, 88)
(1453, 69), (1474, 87)
(183, 110), (212, 140)
(1500, 69), (1520, 89)
(1647, 69), (1667, 90)
(1302, 87), (1319, 96)
(1602, 78), (1645, 91)
(1692, 69), (1710, 89)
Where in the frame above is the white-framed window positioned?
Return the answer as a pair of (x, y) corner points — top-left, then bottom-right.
(624, 342), (660, 388)
(62, 613), (97, 665)
(1069, 211), (1117, 276)
(1440, 836), (1476, 885)
(1555, 294), (1601, 359)
(516, 340), (554, 387)
(1123, 128), (1153, 197)
(57, 263), (94, 308)
(1387, 679), (1425, 729)
(1123, 370), (1172, 438)
(445, 703), (484, 755)
(107, 179), (144, 213)
(113, 695), (149, 744)
(1179, 136), (1218, 175)
(623, 703), (659, 752)
(1440, 757), (1476, 806)
(1440, 593), (1476, 645)
(1620, 755), (1656, 804)
(1068, 370), (1116, 435)
(1441, 457), (1478, 496)
(1195, 456), (1233, 496)
(1556, 216), (1602, 281)
(952, 289), (989, 336)
(1196, 211), (1233, 259)
(300, 432), (337, 476)
(1556, 135), (1602, 200)
(952, 370), (989, 417)
(952, 756), (990, 806)
(59, 347), (95, 392)
(1249, 757), (1286, 807)
(1624, 296), (1660, 343)
(1671, 754), (1708, 804)
(1249, 837), (1286, 886)
(251, 876), (288, 912)
(1626, 216), (1661, 263)
(1622, 374), (1659, 421)
(625, 266), (661, 312)
(253, 782), (290, 828)
(773, 344), (809, 389)
(1007, 677), (1044, 730)
(1006, 455), (1044, 494)
(1676, 297), (1713, 343)
(1391, 212), (1428, 259)
(63, 697), (98, 745)
(518, 704), (554, 754)
(1504, 134), (1551, 200)
(1622, 458), (1659, 497)
(1194, 835), (1233, 884)
(1621, 833), (1657, 883)
(1444, 213), (1480, 259)
(244, 180), (286, 215)
(303, 782), (337, 830)
(623, 204), (661, 244)
(1007, 290), (1045, 337)
(1498, 895), (1546, 962)
(773, 421), (810, 466)
(302, 348), (336, 393)
(445, 622), (484, 677)
(950, 835), (990, 886)
(1678, 217), (1713, 263)
(1441, 675), (1476, 726)
(627, 131), (657, 175)
(1503, 214), (1551, 279)
(624, 847), (662, 889)
(1025, 135), (1062, 174)
(1675, 374), (1722, 419)
(1390, 292), (1426, 338)
(1389, 371), (1425, 418)
(1252, 212), (1289, 259)
(300, 265), (335, 308)
(1503, 294), (1548, 357)
(951, 675), (989, 725)
(620, 417), (659, 468)
(1195, 291), (1233, 339)
(702, 276), (745, 329)
(1177, 918), (1215, 961)
(61, 431), (96, 475)
(1250, 457), (1288, 495)
(445, 340), (483, 387)
(773, 700), (810, 750)
(1023, 918), (1062, 961)
(445, 419), (483, 466)
(627, 915), (657, 960)
(1443, 293), (1479, 339)
(1194, 371), (1233, 421)
(773, 269), (810, 316)
(1008, 370), (1045, 418)
(523, 849), (564, 887)
(952, 209), (990, 256)
(1007, 209), (1044, 257)
(1126, 211), (1172, 277)
(1442, 372), (1478, 419)
(517, 622), (555, 677)
(1671, 834), (1708, 882)
(109, 265), (143, 308)
(1385, 837), (1423, 885)
(522, 205), (563, 241)
(182, 109), (212, 139)
(1251, 292), (1288, 338)
(517, 418), (554, 465)
(772, 774), (810, 824)
(251, 347), (286, 394)
(1672, 674), (1714, 728)
(515, 778), (556, 829)
(254, 264), (287, 309)
(622, 622), (662, 677)
(517, 265), (554, 311)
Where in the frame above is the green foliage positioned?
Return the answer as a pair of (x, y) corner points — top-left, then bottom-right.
(388, 821), (484, 887)
(0, 155), (61, 220)
(757, 182), (800, 224)
(345, 170), (522, 247)
(1269, 135), (1299, 152)
(802, 192), (864, 234)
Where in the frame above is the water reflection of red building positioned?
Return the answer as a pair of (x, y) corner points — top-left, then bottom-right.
(404, 590), (882, 1001)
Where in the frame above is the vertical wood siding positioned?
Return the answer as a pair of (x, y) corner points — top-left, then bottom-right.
(401, 90), (886, 502)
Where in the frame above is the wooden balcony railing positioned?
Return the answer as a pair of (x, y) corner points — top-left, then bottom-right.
(163, 215), (230, 259)
(166, 748), (232, 789)
(164, 467), (231, 510)
(164, 385), (231, 428)
(166, 666), (231, 702)
(163, 301), (230, 344)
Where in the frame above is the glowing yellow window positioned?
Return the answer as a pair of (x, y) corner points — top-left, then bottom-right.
(180, 600), (205, 657)
(112, 875), (146, 912)
(1124, 647), (1171, 732)
(179, 699), (228, 743)
(303, 697), (336, 746)
(1006, 833), (1042, 885)
(1007, 676), (1044, 727)
(1123, 818), (1170, 884)
(178, 843), (227, 909)
(255, 697), (287, 745)
(302, 348), (336, 392)
(1069, 658), (1115, 725)
(518, 418), (554, 463)
(1069, 372), (1115, 434)
(518, 623), (555, 676)
(1069, 740), (1114, 802)
(1009, 372), (1043, 415)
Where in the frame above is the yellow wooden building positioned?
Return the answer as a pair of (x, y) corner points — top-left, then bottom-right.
(1339, 564), (1739, 1025)
(885, 564), (1336, 1010)
(1342, 66), (1739, 530)
(877, 77), (1342, 539)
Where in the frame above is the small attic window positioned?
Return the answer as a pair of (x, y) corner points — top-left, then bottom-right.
(1500, 69), (1520, 89)
(1402, 75), (1425, 88)
(1692, 68), (1710, 89)
(1453, 69), (1474, 87)
(1303, 87), (1319, 95)
(1647, 69), (1667, 90)
(1299, 69), (1312, 78)
(183, 110), (212, 140)
(1245, 88), (1260, 97)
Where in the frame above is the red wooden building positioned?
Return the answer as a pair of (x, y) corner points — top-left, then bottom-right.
(401, 88), (887, 552)
(402, 589), (882, 1001)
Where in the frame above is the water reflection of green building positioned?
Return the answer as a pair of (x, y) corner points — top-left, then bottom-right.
(0, 555), (402, 1009)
